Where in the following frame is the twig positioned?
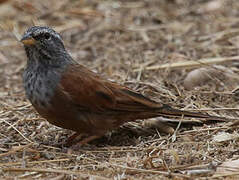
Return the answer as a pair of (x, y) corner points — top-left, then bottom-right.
(0, 143), (33, 158)
(3, 167), (110, 180)
(1, 118), (33, 143)
(105, 163), (191, 179)
(181, 126), (229, 135)
(0, 158), (70, 167)
(170, 115), (183, 142)
(213, 172), (239, 178)
(134, 56), (239, 72)
(186, 108), (239, 111)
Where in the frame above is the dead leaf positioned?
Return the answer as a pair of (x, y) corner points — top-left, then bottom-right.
(213, 132), (239, 143)
(183, 65), (239, 90)
(216, 159), (239, 174)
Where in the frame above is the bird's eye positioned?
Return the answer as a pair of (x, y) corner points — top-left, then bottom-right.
(44, 33), (51, 40)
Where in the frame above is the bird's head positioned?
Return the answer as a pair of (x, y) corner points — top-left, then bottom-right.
(21, 26), (71, 66)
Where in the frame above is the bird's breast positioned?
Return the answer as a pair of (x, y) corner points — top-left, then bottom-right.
(23, 66), (61, 109)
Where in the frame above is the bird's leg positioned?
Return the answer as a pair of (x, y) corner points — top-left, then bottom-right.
(78, 135), (101, 146)
(67, 135), (101, 152)
(66, 133), (101, 147)
(65, 133), (84, 146)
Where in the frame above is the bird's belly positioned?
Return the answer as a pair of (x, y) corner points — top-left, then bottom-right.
(35, 104), (116, 136)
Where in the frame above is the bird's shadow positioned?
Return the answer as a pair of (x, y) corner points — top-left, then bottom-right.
(40, 120), (204, 151)
(40, 125), (158, 149)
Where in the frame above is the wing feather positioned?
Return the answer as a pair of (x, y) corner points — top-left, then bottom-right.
(59, 64), (160, 112)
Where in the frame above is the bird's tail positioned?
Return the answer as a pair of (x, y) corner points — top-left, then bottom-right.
(157, 104), (225, 121)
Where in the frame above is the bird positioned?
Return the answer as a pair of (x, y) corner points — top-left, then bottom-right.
(20, 26), (223, 146)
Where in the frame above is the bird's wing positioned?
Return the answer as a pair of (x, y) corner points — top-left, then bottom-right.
(59, 64), (225, 120)
(59, 64), (160, 112)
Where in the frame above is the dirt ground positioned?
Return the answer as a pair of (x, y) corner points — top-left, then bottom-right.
(0, 0), (239, 179)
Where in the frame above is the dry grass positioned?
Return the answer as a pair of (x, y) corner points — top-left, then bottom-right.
(0, 0), (239, 179)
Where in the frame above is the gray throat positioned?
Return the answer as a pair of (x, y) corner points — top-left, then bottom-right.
(23, 48), (73, 109)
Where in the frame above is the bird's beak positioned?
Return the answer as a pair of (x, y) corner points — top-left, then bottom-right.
(20, 35), (36, 46)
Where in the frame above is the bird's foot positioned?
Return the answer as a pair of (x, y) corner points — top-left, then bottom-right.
(65, 132), (83, 147)
(66, 135), (101, 152)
